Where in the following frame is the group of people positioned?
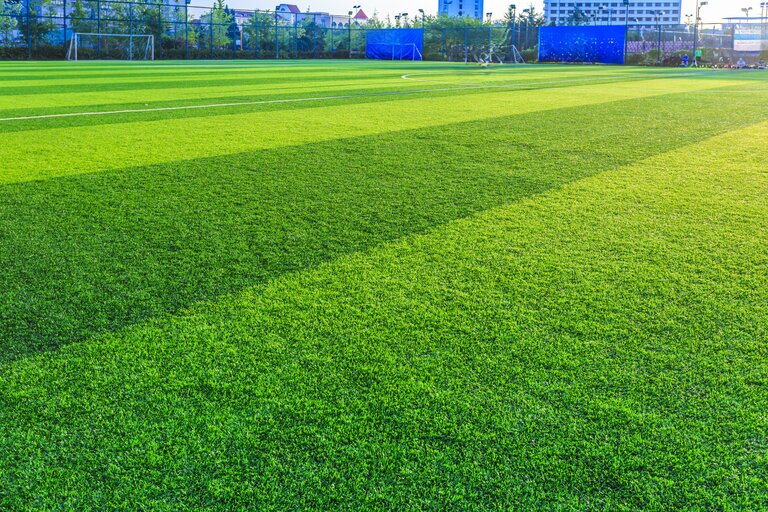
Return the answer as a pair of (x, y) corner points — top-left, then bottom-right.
(683, 54), (768, 70)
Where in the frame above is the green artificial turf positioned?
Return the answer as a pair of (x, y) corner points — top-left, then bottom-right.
(1, 60), (767, 509)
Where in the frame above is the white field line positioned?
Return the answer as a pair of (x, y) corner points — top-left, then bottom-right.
(0, 70), (763, 123)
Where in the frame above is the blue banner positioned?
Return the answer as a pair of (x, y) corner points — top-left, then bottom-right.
(366, 29), (424, 61)
(538, 26), (626, 65)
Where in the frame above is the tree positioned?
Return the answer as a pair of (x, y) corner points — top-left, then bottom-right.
(501, 4), (518, 51)
(18, 0), (56, 45)
(198, 1), (233, 49)
(225, 6), (238, 48)
(521, 5), (546, 27)
(0, 0), (21, 42)
(566, 6), (589, 26)
(243, 10), (273, 54)
(68, 0), (94, 34)
(297, 16), (324, 55)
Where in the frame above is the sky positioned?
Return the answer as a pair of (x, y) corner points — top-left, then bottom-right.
(229, 1), (761, 23)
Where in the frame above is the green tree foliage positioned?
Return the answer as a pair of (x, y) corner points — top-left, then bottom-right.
(565, 6), (590, 26)
(68, 0), (94, 34)
(197, 0), (233, 49)
(18, 0), (55, 44)
(243, 10), (274, 54)
(0, 0), (21, 42)
(297, 17), (324, 55)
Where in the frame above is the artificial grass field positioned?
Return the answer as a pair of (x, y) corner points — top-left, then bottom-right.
(0, 60), (767, 509)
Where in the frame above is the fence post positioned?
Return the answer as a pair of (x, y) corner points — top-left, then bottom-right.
(488, 25), (491, 59)
(441, 27), (445, 59)
(274, 11), (278, 59)
(209, 10), (213, 58)
(464, 27), (468, 63)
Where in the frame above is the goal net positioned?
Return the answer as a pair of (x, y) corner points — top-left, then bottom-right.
(474, 45), (525, 65)
(368, 43), (423, 61)
(366, 29), (424, 61)
(66, 33), (155, 61)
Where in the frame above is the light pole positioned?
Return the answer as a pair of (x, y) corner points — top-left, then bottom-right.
(655, 10), (664, 64)
(275, 5), (280, 60)
(762, 3), (768, 46)
(348, 10), (353, 58)
(486, 12), (492, 60)
(509, 4), (516, 51)
(692, 0), (707, 66)
(741, 6), (753, 21)
(623, 0), (630, 63)
(418, 8), (425, 58)
(522, 8), (529, 51)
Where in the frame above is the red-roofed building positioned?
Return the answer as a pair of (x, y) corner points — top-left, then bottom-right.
(272, 4), (370, 28)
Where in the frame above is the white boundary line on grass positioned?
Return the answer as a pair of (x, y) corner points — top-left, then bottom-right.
(0, 70), (764, 123)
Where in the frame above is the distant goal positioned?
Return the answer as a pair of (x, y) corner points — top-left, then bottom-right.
(66, 33), (155, 61)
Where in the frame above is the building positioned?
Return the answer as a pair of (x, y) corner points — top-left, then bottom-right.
(274, 4), (368, 28)
(438, 0), (484, 20)
(543, 1), (682, 27)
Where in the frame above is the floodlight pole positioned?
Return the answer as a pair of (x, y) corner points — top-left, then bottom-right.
(510, 4), (516, 55)
(25, 0), (31, 59)
(656, 11), (664, 64)
(623, 0), (629, 64)
(63, 0), (67, 54)
(762, 3), (768, 43)
(348, 11), (352, 58)
(692, 0), (707, 66)
(274, 7), (279, 59)
(419, 8), (425, 56)
(97, 0), (101, 57)
(129, 2), (133, 60)
(184, 0), (189, 60)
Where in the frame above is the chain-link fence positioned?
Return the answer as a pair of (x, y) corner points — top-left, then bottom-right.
(1, 1), (766, 66)
(625, 23), (768, 67)
(0, 0), (539, 61)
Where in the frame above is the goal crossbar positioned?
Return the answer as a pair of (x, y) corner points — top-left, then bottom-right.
(66, 33), (155, 61)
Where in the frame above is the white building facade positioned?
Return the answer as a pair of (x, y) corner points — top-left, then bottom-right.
(543, 1), (682, 26)
(438, 0), (484, 20)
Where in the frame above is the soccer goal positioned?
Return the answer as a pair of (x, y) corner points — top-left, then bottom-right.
(472, 45), (525, 66)
(368, 43), (423, 61)
(66, 33), (155, 61)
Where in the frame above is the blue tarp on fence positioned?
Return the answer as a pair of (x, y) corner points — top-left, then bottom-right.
(538, 26), (626, 64)
(366, 29), (423, 60)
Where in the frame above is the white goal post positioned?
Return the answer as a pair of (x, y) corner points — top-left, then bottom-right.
(66, 33), (155, 61)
